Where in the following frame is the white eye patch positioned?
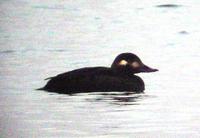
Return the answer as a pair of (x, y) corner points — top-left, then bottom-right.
(132, 61), (140, 68)
(118, 60), (128, 66)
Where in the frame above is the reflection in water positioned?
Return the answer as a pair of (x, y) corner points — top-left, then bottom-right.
(92, 92), (143, 105)
(0, 50), (16, 54)
(178, 31), (189, 35)
(156, 4), (182, 8)
(66, 92), (154, 106)
(51, 91), (149, 106)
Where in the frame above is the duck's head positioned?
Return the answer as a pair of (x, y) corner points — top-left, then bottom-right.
(111, 53), (158, 75)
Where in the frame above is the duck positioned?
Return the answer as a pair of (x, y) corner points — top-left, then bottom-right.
(38, 53), (158, 94)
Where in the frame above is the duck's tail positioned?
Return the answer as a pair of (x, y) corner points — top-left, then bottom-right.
(36, 77), (52, 91)
(36, 87), (45, 91)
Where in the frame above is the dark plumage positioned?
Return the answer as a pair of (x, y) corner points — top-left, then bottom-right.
(38, 53), (158, 94)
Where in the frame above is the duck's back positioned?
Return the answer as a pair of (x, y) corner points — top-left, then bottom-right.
(42, 67), (144, 94)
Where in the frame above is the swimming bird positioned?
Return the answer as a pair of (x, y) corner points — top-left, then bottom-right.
(38, 53), (158, 94)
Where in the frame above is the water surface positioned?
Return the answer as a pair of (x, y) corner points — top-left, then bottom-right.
(1, 0), (200, 137)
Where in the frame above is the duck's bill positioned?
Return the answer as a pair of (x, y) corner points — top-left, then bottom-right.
(139, 64), (158, 73)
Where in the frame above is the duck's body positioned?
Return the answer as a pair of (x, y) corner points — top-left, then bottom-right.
(40, 67), (145, 94)
(38, 53), (158, 94)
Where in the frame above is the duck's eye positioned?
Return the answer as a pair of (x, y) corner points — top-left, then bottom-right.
(132, 61), (140, 68)
(118, 60), (128, 66)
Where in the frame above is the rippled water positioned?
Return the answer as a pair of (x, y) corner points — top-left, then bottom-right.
(1, 0), (200, 137)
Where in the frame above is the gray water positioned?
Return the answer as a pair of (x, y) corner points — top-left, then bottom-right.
(1, 0), (200, 137)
